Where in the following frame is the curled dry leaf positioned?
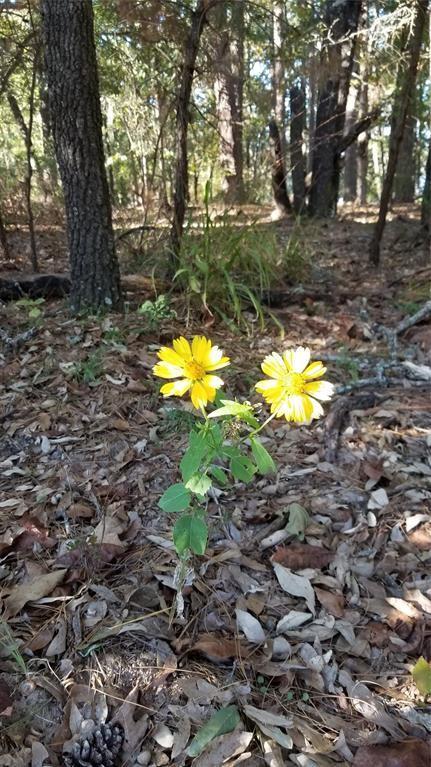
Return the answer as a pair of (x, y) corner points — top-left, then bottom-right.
(353, 740), (431, 767)
(235, 609), (266, 643)
(271, 543), (333, 570)
(272, 562), (315, 614)
(4, 569), (67, 617)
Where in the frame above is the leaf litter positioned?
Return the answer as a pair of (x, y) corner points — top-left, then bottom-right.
(0, 215), (431, 764)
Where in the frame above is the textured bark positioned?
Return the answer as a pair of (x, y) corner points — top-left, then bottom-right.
(0, 206), (10, 259)
(169, 0), (215, 265)
(269, 117), (292, 216)
(41, 0), (122, 312)
(343, 79), (358, 202)
(289, 82), (306, 214)
(357, 75), (369, 204)
(394, 97), (416, 202)
(421, 139), (431, 230)
(213, 1), (244, 203)
(369, 0), (427, 265)
(309, 0), (362, 217)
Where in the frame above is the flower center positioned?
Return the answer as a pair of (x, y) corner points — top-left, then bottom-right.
(185, 360), (205, 380)
(282, 372), (305, 395)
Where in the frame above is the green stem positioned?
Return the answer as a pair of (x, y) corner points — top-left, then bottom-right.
(240, 411), (277, 443)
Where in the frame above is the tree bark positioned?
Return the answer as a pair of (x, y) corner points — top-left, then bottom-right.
(421, 139), (431, 231)
(0, 206), (10, 260)
(41, 0), (122, 312)
(369, 0), (427, 266)
(357, 76), (369, 204)
(169, 0), (215, 267)
(343, 79), (359, 202)
(289, 81), (306, 214)
(394, 95), (417, 202)
(269, 117), (292, 217)
(213, 1), (244, 204)
(309, 0), (362, 217)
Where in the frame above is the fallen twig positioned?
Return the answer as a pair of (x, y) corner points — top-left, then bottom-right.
(0, 325), (39, 352)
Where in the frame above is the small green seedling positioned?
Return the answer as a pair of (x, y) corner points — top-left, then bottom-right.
(15, 297), (45, 322)
(138, 295), (176, 331)
(412, 656), (431, 701)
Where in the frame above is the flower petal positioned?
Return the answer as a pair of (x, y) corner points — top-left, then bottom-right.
(291, 347), (311, 373)
(261, 353), (287, 380)
(191, 380), (208, 410)
(157, 346), (187, 368)
(202, 374), (224, 390)
(172, 336), (192, 361)
(287, 393), (314, 424)
(304, 380), (334, 401)
(160, 379), (191, 397)
(205, 355), (230, 371)
(153, 361), (185, 379)
(303, 361), (327, 380)
(192, 336), (211, 365)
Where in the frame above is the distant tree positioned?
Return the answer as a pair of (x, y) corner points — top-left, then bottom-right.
(41, 0), (122, 312)
(394, 95), (417, 203)
(421, 139), (431, 231)
(369, 0), (427, 265)
(289, 80), (306, 213)
(309, 0), (362, 217)
(213, 1), (245, 203)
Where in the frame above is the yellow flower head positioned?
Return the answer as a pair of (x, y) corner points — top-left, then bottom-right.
(153, 335), (230, 411)
(255, 346), (334, 424)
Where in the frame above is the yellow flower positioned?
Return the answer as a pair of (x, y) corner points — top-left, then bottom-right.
(153, 335), (230, 410)
(255, 346), (334, 424)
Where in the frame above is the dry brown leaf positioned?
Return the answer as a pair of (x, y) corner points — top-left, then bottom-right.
(353, 740), (431, 767)
(112, 686), (149, 758)
(271, 543), (333, 570)
(408, 524), (431, 551)
(314, 587), (345, 617)
(192, 634), (252, 663)
(193, 730), (253, 767)
(4, 569), (67, 617)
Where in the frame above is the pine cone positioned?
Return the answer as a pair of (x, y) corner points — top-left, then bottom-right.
(64, 722), (124, 767)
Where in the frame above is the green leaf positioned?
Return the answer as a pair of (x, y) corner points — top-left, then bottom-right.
(250, 437), (276, 475)
(412, 657), (431, 697)
(180, 430), (209, 483)
(285, 503), (309, 540)
(230, 454), (256, 483)
(209, 466), (228, 486)
(186, 473), (212, 497)
(173, 515), (208, 556)
(29, 307), (42, 319)
(208, 399), (259, 427)
(158, 483), (191, 513)
(187, 706), (240, 757)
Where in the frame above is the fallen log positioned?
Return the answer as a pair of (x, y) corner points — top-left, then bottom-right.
(0, 272), (170, 301)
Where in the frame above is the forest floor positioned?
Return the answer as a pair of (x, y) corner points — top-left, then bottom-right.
(0, 205), (430, 767)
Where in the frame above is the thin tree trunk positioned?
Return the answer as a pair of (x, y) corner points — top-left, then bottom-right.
(343, 79), (359, 202)
(41, 0), (122, 311)
(0, 206), (10, 260)
(7, 71), (39, 271)
(269, 117), (292, 217)
(421, 139), (431, 230)
(357, 76), (369, 204)
(394, 95), (417, 202)
(289, 81), (306, 214)
(169, 0), (215, 267)
(309, 0), (362, 217)
(369, 0), (427, 265)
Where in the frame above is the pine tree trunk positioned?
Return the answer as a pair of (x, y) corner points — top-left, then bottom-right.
(309, 0), (362, 217)
(421, 139), (431, 230)
(169, 0), (213, 265)
(343, 78), (359, 202)
(369, 0), (427, 265)
(289, 81), (306, 214)
(269, 117), (292, 217)
(394, 97), (416, 202)
(357, 76), (369, 204)
(0, 206), (10, 260)
(213, 2), (244, 203)
(41, 0), (122, 312)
